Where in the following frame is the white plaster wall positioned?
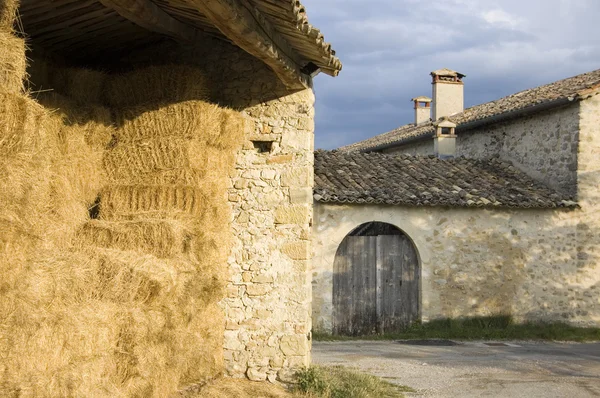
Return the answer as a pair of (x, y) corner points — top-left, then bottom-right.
(433, 82), (464, 120)
(313, 202), (600, 334)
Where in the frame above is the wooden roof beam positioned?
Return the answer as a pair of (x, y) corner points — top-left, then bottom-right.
(187, 0), (309, 89)
(99, 0), (199, 42)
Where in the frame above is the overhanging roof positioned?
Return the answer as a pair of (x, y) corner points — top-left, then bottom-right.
(18, 0), (342, 89)
(314, 151), (576, 209)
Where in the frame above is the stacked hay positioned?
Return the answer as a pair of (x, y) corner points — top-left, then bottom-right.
(0, 85), (114, 395)
(2, 54), (242, 395)
(84, 67), (245, 394)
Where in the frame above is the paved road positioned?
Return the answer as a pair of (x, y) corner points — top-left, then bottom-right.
(312, 340), (600, 397)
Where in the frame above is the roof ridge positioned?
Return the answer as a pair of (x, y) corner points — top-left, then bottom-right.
(342, 68), (600, 152)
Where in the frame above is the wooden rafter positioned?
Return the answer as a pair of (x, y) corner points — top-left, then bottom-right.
(186, 0), (309, 89)
(99, 0), (199, 42)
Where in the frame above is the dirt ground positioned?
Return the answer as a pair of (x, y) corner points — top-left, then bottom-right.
(312, 340), (600, 397)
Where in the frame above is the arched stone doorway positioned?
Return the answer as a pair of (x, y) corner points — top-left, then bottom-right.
(333, 222), (420, 336)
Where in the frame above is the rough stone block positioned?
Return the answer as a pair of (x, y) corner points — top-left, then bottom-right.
(247, 367), (268, 381)
(282, 168), (311, 187)
(268, 154), (294, 164)
(246, 284), (272, 297)
(275, 205), (309, 224)
(279, 335), (308, 356)
(290, 187), (313, 204)
(282, 241), (310, 260)
(281, 130), (312, 150)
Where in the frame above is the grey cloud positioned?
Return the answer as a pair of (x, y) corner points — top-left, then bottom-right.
(303, 0), (600, 149)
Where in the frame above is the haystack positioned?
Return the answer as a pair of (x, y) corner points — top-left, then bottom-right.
(1, 58), (244, 397)
(105, 65), (210, 108)
(0, 32), (25, 93)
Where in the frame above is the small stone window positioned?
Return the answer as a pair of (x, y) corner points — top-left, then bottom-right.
(252, 140), (274, 154)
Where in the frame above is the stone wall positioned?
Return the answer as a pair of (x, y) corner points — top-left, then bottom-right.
(126, 38), (315, 381)
(457, 104), (580, 196)
(313, 200), (600, 333)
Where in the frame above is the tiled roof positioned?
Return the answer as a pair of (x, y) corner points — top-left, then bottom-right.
(314, 151), (576, 209)
(342, 69), (600, 152)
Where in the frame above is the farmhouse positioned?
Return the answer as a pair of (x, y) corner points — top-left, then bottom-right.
(312, 68), (600, 335)
(0, 0), (340, 395)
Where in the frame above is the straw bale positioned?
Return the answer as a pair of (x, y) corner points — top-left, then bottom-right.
(0, 0), (18, 31)
(105, 65), (209, 108)
(0, 90), (45, 159)
(0, 32), (25, 93)
(104, 137), (191, 180)
(37, 91), (114, 149)
(1, 235), (225, 397)
(100, 185), (209, 220)
(115, 101), (245, 149)
(49, 67), (108, 105)
(104, 139), (239, 185)
(77, 220), (193, 259)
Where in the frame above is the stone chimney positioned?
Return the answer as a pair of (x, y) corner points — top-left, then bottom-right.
(433, 117), (457, 159)
(431, 68), (465, 121)
(411, 96), (432, 125)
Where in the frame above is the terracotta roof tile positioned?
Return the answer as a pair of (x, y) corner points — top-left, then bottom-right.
(342, 69), (600, 152)
(314, 151), (576, 209)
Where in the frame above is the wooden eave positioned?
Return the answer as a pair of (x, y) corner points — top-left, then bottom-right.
(18, 0), (342, 89)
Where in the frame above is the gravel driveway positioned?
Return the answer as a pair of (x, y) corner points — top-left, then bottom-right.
(312, 340), (600, 397)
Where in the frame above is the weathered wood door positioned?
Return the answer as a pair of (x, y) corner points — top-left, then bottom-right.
(333, 234), (419, 335)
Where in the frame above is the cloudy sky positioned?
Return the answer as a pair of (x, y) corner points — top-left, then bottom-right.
(302, 0), (600, 149)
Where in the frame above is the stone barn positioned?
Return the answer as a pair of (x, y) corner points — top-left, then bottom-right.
(0, 0), (340, 395)
(312, 68), (600, 336)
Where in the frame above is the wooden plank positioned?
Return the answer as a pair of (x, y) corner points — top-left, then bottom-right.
(379, 235), (419, 332)
(186, 0), (308, 89)
(333, 238), (351, 335)
(99, 0), (200, 41)
(376, 235), (383, 334)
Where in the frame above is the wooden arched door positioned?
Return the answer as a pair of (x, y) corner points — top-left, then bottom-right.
(333, 222), (419, 336)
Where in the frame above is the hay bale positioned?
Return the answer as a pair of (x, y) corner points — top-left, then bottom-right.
(0, 0), (18, 32)
(37, 92), (114, 149)
(50, 67), (108, 105)
(100, 185), (209, 220)
(77, 220), (193, 259)
(104, 139), (239, 185)
(0, 90), (46, 160)
(115, 101), (244, 148)
(0, 32), (25, 93)
(105, 65), (209, 108)
(0, 245), (225, 397)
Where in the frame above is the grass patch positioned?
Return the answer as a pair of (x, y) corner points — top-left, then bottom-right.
(294, 366), (414, 398)
(314, 315), (600, 342)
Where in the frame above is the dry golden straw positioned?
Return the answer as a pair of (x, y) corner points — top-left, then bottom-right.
(0, 31), (25, 93)
(1, 58), (244, 397)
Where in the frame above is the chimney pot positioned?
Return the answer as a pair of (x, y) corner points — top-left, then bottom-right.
(431, 68), (465, 121)
(411, 96), (432, 125)
(433, 117), (457, 159)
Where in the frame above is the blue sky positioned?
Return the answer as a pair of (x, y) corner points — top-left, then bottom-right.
(302, 0), (600, 149)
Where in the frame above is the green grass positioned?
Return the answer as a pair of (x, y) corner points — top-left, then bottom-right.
(293, 366), (414, 398)
(313, 315), (600, 342)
